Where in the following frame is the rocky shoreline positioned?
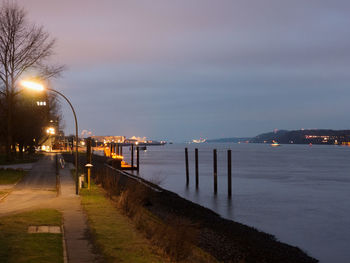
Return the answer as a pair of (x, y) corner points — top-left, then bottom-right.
(65, 153), (318, 263)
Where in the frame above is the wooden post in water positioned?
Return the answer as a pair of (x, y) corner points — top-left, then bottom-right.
(213, 149), (217, 194)
(228, 149), (232, 197)
(131, 144), (134, 167)
(136, 146), (140, 172)
(116, 143), (119, 155)
(185, 148), (189, 185)
(195, 148), (199, 189)
(120, 145), (123, 156)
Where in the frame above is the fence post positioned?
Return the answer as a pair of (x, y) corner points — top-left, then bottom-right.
(213, 149), (217, 194)
(185, 148), (189, 185)
(195, 148), (199, 189)
(228, 149), (232, 197)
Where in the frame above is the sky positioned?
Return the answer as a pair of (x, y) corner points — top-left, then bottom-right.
(16, 0), (350, 142)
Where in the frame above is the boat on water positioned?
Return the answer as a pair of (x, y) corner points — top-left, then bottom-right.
(192, 138), (206, 143)
(271, 140), (281, 147)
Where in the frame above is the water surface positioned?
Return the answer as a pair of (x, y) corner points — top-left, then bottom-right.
(123, 143), (350, 263)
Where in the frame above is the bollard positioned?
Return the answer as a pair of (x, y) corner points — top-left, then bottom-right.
(185, 148), (189, 185)
(213, 149), (217, 194)
(228, 149), (232, 197)
(85, 164), (93, 190)
(136, 146), (140, 173)
(195, 148), (199, 189)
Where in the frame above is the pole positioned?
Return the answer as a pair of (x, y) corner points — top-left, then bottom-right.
(131, 144), (134, 167)
(228, 149), (232, 197)
(195, 148), (199, 189)
(86, 137), (92, 164)
(87, 167), (91, 190)
(213, 149), (217, 194)
(136, 146), (140, 172)
(120, 145), (123, 156)
(185, 148), (189, 185)
(116, 143), (119, 155)
(47, 88), (79, 195)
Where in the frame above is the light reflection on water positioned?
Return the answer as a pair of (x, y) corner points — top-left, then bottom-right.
(122, 143), (350, 263)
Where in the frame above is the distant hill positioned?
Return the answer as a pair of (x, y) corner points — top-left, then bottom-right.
(206, 137), (251, 143)
(250, 129), (350, 144)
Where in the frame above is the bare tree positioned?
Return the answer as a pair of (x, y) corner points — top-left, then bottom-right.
(0, 1), (64, 159)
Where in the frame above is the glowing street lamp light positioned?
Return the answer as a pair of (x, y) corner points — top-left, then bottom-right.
(46, 127), (55, 135)
(20, 80), (80, 195)
(20, 80), (45, 91)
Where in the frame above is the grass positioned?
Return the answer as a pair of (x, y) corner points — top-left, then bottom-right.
(0, 153), (40, 165)
(80, 182), (166, 263)
(0, 169), (26, 185)
(0, 209), (63, 263)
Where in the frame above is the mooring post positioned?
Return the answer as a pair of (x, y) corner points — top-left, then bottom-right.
(131, 144), (134, 167)
(116, 143), (119, 155)
(213, 149), (217, 194)
(228, 149), (232, 197)
(120, 145), (123, 156)
(136, 146), (140, 172)
(185, 148), (189, 185)
(195, 148), (199, 189)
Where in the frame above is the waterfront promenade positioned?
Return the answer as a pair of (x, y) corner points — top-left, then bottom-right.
(0, 154), (98, 262)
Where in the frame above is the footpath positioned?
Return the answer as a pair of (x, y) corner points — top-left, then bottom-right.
(0, 154), (99, 263)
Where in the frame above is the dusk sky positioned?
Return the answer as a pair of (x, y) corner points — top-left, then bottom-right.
(17, 0), (350, 142)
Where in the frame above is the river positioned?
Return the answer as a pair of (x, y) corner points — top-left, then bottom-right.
(120, 143), (350, 262)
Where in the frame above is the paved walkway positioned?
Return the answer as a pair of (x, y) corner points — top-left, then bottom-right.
(59, 162), (99, 263)
(0, 154), (99, 262)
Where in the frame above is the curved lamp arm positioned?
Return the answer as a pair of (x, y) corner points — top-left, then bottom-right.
(47, 88), (79, 195)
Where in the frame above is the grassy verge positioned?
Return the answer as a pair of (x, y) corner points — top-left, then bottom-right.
(80, 183), (166, 263)
(81, 182), (218, 263)
(0, 153), (42, 165)
(0, 209), (63, 263)
(0, 169), (26, 185)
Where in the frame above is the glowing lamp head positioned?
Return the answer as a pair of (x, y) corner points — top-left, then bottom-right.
(46, 127), (55, 135)
(20, 80), (44, 92)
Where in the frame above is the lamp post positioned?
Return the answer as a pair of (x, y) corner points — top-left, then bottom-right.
(20, 80), (80, 195)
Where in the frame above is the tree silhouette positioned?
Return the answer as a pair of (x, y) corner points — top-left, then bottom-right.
(0, 2), (63, 159)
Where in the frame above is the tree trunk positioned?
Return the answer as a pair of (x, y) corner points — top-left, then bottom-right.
(5, 95), (13, 161)
(18, 143), (24, 159)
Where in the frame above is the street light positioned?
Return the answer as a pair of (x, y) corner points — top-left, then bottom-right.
(20, 80), (80, 195)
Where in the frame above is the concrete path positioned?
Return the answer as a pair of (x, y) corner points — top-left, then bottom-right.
(59, 162), (100, 263)
(0, 154), (100, 262)
(15, 154), (57, 190)
(0, 154), (57, 214)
